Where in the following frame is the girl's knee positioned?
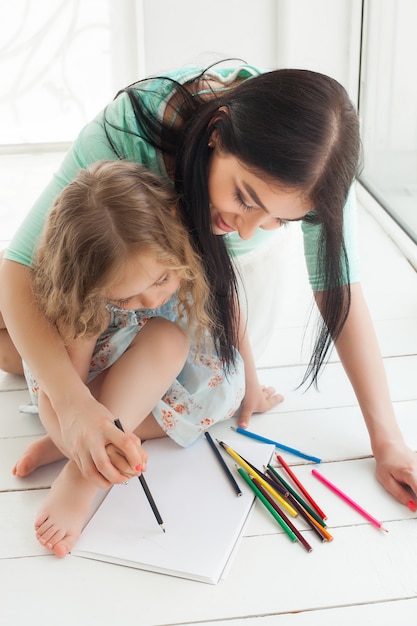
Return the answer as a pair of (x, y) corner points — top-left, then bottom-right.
(144, 318), (190, 360)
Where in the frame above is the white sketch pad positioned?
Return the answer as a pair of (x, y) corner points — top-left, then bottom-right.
(73, 435), (275, 584)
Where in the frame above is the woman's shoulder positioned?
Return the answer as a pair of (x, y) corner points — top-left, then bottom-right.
(109, 63), (265, 115)
(204, 63), (265, 82)
(141, 63), (265, 93)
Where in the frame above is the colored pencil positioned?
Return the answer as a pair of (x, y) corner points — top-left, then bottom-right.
(252, 477), (313, 552)
(301, 508), (333, 541)
(286, 493), (330, 542)
(311, 468), (388, 532)
(262, 468), (290, 498)
(237, 468), (297, 542)
(204, 431), (242, 496)
(231, 426), (321, 463)
(235, 453), (290, 496)
(114, 419), (165, 532)
(217, 440), (298, 517)
(266, 464), (327, 526)
(277, 454), (327, 521)
(263, 465), (331, 541)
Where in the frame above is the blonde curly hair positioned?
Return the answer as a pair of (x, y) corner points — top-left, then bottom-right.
(31, 160), (214, 347)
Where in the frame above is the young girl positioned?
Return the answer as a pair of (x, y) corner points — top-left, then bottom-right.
(13, 160), (250, 557)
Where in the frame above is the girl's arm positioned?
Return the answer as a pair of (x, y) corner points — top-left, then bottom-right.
(236, 308), (283, 428)
(316, 282), (417, 506)
(0, 259), (142, 488)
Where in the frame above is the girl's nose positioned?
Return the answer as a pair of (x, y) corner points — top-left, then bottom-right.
(137, 294), (159, 310)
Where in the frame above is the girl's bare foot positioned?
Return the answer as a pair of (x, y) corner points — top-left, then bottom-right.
(35, 459), (98, 557)
(12, 436), (65, 477)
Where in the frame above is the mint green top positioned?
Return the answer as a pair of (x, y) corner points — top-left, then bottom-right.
(5, 64), (359, 290)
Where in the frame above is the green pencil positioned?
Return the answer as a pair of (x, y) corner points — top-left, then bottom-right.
(267, 464), (327, 527)
(237, 467), (298, 542)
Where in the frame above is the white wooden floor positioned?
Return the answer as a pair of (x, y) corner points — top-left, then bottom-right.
(1, 163), (417, 624)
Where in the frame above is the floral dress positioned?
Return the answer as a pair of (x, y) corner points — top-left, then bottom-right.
(23, 295), (245, 447)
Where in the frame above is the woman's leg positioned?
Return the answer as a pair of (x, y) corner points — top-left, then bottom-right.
(34, 318), (189, 557)
(0, 251), (24, 375)
(0, 310), (23, 375)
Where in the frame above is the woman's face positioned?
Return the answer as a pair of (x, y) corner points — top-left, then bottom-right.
(207, 142), (312, 239)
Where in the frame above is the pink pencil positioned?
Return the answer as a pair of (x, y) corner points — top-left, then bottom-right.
(311, 468), (388, 532)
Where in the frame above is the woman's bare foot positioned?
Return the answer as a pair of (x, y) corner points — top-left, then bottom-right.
(35, 460), (98, 557)
(12, 435), (65, 477)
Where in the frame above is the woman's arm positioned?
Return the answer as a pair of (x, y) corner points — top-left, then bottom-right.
(316, 282), (417, 506)
(236, 308), (284, 428)
(0, 259), (142, 488)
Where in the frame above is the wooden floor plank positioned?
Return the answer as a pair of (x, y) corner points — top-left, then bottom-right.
(2, 519), (417, 625)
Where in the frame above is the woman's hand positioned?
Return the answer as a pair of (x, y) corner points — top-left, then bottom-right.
(40, 390), (144, 489)
(67, 401), (144, 488)
(374, 440), (417, 509)
(326, 283), (417, 510)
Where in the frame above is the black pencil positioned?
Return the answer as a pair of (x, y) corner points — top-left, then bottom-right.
(204, 431), (242, 496)
(252, 477), (313, 553)
(264, 466), (329, 541)
(114, 419), (165, 532)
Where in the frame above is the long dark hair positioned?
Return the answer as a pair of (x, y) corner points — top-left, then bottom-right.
(104, 65), (360, 383)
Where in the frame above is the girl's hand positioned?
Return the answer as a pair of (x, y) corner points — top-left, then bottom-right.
(374, 440), (417, 509)
(106, 437), (148, 482)
(238, 381), (284, 429)
(236, 312), (284, 429)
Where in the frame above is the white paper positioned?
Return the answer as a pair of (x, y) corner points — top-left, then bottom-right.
(72, 434), (275, 584)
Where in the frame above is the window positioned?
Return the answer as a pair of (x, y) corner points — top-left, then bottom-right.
(0, 0), (141, 146)
(359, 0), (417, 243)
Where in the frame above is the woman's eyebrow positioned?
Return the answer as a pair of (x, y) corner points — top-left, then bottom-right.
(242, 181), (307, 222)
(242, 182), (268, 212)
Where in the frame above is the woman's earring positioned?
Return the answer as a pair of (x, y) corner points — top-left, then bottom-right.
(208, 140), (214, 148)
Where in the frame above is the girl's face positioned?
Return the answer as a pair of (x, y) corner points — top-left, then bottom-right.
(207, 142), (312, 239)
(107, 255), (180, 310)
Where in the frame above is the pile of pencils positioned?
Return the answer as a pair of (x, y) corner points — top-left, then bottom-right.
(205, 427), (389, 552)
(216, 438), (331, 553)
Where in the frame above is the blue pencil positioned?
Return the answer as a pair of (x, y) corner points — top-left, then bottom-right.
(231, 427), (321, 463)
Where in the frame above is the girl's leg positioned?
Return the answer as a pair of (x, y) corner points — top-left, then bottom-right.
(34, 460), (98, 558)
(35, 318), (189, 557)
(96, 318), (189, 435)
(13, 435), (65, 477)
(12, 332), (97, 478)
(13, 388), (72, 477)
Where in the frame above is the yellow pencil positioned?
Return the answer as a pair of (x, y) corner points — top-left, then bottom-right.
(216, 440), (298, 518)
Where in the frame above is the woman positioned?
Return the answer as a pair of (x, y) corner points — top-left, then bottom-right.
(1, 63), (416, 507)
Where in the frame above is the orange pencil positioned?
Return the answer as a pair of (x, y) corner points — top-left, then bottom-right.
(277, 454), (327, 521)
(302, 509), (333, 542)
